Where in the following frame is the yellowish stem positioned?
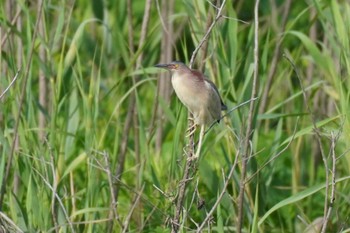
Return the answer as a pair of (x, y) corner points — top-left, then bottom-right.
(194, 125), (205, 159)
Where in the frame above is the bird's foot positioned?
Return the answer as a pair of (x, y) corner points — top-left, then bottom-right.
(186, 125), (197, 138)
(188, 116), (195, 121)
(187, 154), (198, 162)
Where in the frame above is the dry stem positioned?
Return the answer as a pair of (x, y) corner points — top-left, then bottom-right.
(259, 0), (292, 115)
(196, 153), (239, 232)
(237, 0), (260, 232)
(0, 0), (44, 209)
(283, 54), (333, 233)
(171, 1), (227, 232)
(113, 1), (152, 230)
(0, 70), (20, 100)
(121, 185), (145, 233)
(321, 131), (340, 233)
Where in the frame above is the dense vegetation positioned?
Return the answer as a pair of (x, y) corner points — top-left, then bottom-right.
(1, 0), (350, 232)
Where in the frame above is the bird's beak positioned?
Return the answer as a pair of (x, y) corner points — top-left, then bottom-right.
(154, 63), (172, 70)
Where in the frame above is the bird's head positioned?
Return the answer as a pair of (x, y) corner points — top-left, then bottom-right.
(154, 61), (188, 72)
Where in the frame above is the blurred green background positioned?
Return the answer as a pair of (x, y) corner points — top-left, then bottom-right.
(0, 0), (350, 232)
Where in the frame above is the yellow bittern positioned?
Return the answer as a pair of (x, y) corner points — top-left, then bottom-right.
(155, 61), (227, 159)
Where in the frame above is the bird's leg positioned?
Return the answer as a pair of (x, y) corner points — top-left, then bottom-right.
(192, 125), (205, 160)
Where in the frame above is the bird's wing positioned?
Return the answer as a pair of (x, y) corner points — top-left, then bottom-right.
(204, 78), (227, 111)
(203, 79), (223, 123)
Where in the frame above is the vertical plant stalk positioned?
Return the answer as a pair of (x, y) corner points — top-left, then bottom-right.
(104, 151), (121, 231)
(306, 7), (317, 86)
(171, 1), (227, 232)
(15, 3), (23, 77)
(197, 154), (240, 232)
(189, 0), (227, 68)
(38, 0), (47, 140)
(121, 185), (145, 233)
(198, 1), (216, 72)
(1, 0), (23, 198)
(155, 0), (174, 152)
(283, 54), (329, 233)
(112, 0), (152, 231)
(308, 7), (323, 173)
(113, 94), (135, 221)
(0, 71), (20, 100)
(133, 1), (153, 227)
(321, 132), (337, 233)
(0, 8), (21, 47)
(13, 1), (23, 194)
(0, 0), (44, 209)
(258, 0), (291, 115)
(171, 158), (194, 233)
(32, 167), (74, 232)
(237, 0), (259, 232)
(49, 151), (59, 233)
(109, 0), (137, 230)
(0, 212), (23, 233)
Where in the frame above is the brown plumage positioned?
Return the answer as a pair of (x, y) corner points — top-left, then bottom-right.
(155, 61), (226, 126)
(155, 61), (226, 159)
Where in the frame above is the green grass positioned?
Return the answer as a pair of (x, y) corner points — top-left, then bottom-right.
(0, 0), (350, 232)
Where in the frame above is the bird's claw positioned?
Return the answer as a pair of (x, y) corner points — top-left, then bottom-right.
(187, 154), (198, 162)
(186, 126), (196, 138)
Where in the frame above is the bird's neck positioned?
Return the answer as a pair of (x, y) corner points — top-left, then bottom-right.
(171, 69), (204, 82)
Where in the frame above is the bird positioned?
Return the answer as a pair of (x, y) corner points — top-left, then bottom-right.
(155, 61), (227, 159)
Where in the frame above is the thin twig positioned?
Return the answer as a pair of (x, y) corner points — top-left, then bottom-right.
(32, 168), (75, 233)
(154, 0), (174, 151)
(121, 185), (145, 233)
(199, 2), (214, 72)
(155, 0), (171, 43)
(0, 212), (23, 233)
(246, 117), (299, 183)
(103, 152), (122, 229)
(153, 185), (172, 199)
(48, 148), (59, 233)
(188, 179), (200, 211)
(321, 131), (339, 233)
(205, 0), (249, 24)
(90, 155), (172, 220)
(38, 0), (47, 140)
(114, 94), (135, 209)
(171, 159), (195, 233)
(221, 16), (249, 24)
(1, 7), (22, 47)
(206, 97), (259, 134)
(190, 97), (259, 151)
(189, 0), (227, 68)
(237, 0), (260, 232)
(0, 0), (44, 209)
(136, 0), (153, 68)
(132, 0), (152, 228)
(171, 1), (228, 232)
(259, 0), (292, 115)
(205, 0), (219, 10)
(283, 53), (330, 230)
(196, 152), (239, 232)
(0, 69), (20, 100)
(140, 206), (158, 231)
(113, 1), (152, 229)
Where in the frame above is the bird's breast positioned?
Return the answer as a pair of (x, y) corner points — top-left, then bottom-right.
(171, 73), (205, 110)
(171, 72), (221, 125)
